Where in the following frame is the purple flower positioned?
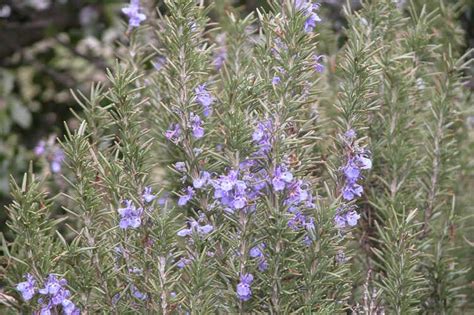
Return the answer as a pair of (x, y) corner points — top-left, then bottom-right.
(195, 85), (213, 117)
(118, 200), (143, 229)
(342, 182), (363, 201)
(343, 161), (361, 182)
(249, 246), (263, 258)
(142, 186), (156, 203)
(34, 140), (46, 156)
(284, 180), (312, 207)
(232, 196), (246, 209)
(152, 56), (166, 70)
(344, 129), (356, 139)
(40, 304), (53, 315)
(50, 148), (64, 173)
(177, 219), (213, 237)
(295, 1), (321, 32)
(272, 76), (281, 84)
(334, 214), (346, 229)
(313, 54), (325, 73)
(252, 120), (274, 155)
(295, 0), (312, 11)
(177, 257), (192, 269)
(39, 275), (66, 297)
(193, 171), (210, 189)
(258, 259), (269, 271)
(288, 212), (304, 230)
(272, 165), (294, 191)
(304, 11), (322, 32)
(303, 235), (313, 246)
(131, 285), (147, 300)
(165, 123), (181, 142)
(112, 293), (121, 305)
(38, 275), (78, 313)
(178, 186), (194, 206)
(122, 0), (146, 28)
(334, 206), (361, 228)
(236, 273), (254, 301)
(16, 273), (36, 301)
(345, 210), (361, 226)
(211, 169), (261, 212)
(62, 299), (80, 315)
(189, 113), (204, 139)
(175, 162), (186, 172)
(340, 130), (372, 201)
(250, 244), (268, 271)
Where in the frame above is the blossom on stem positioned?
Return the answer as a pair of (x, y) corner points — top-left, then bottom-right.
(313, 54), (325, 73)
(122, 0), (146, 28)
(38, 275), (79, 314)
(16, 273), (36, 301)
(142, 186), (156, 203)
(178, 186), (194, 206)
(195, 84), (213, 117)
(272, 165), (294, 191)
(118, 200), (143, 229)
(250, 244), (268, 271)
(236, 273), (254, 301)
(189, 113), (204, 139)
(193, 171), (211, 189)
(165, 123), (181, 143)
(334, 205), (361, 229)
(295, 1), (322, 33)
(177, 219), (213, 237)
(174, 161), (186, 172)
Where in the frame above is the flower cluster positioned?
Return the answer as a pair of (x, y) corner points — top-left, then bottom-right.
(334, 129), (372, 229)
(236, 273), (254, 301)
(17, 274), (80, 315)
(295, 0), (322, 33)
(341, 130), (372, 201)
(117, 187), (156, 229)
(211, 166), (264, 213)
(272, 165), (294, 191)
(334, 205), (361, 229)
(122, 0), (146, 28)
(165, 85), (214, 145)
(118, 200), (143, 229)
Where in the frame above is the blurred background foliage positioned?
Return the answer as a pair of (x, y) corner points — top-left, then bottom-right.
(0, 0), (473, 304)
